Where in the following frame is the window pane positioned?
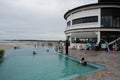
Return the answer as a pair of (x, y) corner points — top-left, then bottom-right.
(72, 16), (98, 25)
(67, 21), (71, 26)
(101, 16), (120, 28)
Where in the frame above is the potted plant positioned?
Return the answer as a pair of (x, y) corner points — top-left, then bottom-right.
(48, 42), (53, 46)
(0, 50), (5, 58)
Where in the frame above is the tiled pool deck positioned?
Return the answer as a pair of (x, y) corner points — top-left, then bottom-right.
(65, 49), (120, 80)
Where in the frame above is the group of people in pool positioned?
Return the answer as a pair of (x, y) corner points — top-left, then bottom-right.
(32, 47), (87, 66)
(79, 57), (87, 66)
(32, 49), (49, 55)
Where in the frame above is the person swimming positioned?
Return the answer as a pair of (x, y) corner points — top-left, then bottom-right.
(47, 49), (49, 52)
(33, 51), (37, 55)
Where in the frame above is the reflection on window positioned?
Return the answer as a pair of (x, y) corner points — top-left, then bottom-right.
(67, 21), (71, 26)
(72, 16), (98, 25)
(71, 38), (97, 43)
(101, 16), (120, 28)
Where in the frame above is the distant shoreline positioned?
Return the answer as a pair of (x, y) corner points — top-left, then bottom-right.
(0, 41), (59, 50)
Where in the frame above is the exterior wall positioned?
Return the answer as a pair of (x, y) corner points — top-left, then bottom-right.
(66, 8), (101, 30)
(71, 9), (99, 20)
(65, 8), (101, 47)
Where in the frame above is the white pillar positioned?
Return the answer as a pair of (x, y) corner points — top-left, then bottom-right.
(97, 31), (100, 44)
(69, 37), (72, 46)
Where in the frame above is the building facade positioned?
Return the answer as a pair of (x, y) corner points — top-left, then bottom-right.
(64, 0), (120, 49)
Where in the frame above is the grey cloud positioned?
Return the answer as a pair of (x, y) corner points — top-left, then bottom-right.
(0, 0), (83, 40)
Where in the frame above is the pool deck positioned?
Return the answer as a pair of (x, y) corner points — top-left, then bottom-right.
(66, 49), (120, 80)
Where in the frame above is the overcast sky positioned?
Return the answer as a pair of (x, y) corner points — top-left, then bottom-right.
(0, 0), (97, 40)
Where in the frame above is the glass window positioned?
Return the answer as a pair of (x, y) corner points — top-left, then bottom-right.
(119, 17), (120, 27)
(72, 16), (98, 25)
(67, 21), (71, 26)
(101, 16), (105, 27)
(116, 17), (119, 27)
(113, 16), (117, 27)
(101, 16), (120, 28)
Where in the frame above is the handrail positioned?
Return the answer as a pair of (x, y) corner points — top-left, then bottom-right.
(109, 37), (120, 45)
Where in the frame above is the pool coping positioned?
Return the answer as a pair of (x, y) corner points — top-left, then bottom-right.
(57, 53), (105, 80)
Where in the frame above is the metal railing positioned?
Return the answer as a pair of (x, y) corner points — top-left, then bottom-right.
(109, 37), (120, 45)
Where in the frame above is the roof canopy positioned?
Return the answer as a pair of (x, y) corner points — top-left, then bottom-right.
(71, 32), (97, 38)
(64, 0), (120, 20)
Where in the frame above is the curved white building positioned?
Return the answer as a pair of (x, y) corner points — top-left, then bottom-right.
(64, 0), (120, 49)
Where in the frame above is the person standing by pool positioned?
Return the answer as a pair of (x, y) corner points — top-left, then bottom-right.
(65, 40), (70, 55)
(33, 51), (37, 55)
(85, 42), (91, 53)
(112, 43), (117, 54)
(105, 41), (110, 53)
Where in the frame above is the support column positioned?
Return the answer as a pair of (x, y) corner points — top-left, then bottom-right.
(69, 37), (72, 47)
(97, 31), (101, 44)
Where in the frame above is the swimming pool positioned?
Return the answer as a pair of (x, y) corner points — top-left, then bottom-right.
(0, 46), (103, 80)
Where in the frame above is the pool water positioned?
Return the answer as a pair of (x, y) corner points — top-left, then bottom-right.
(0, 46), (99, 80)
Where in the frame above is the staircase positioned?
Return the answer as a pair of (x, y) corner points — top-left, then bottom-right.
(109, 37), (120, 45)
(108, 37), (120, 50)
(116, 39), (120, 50)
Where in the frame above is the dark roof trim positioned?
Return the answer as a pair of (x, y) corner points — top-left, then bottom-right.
(64, 3), (120, 20)
(98, 0), (120, 3)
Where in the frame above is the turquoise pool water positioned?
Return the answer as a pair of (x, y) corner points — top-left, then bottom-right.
(0, 46), (100, 80)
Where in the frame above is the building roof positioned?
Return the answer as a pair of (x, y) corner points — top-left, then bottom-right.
(64, 1), (120, 20)
(98, 0), (120, 3)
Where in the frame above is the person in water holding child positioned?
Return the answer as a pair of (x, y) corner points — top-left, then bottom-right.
(112, 43), (117, 54)
(85, 42), (91, 53)
(79, 57), (87, 66)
